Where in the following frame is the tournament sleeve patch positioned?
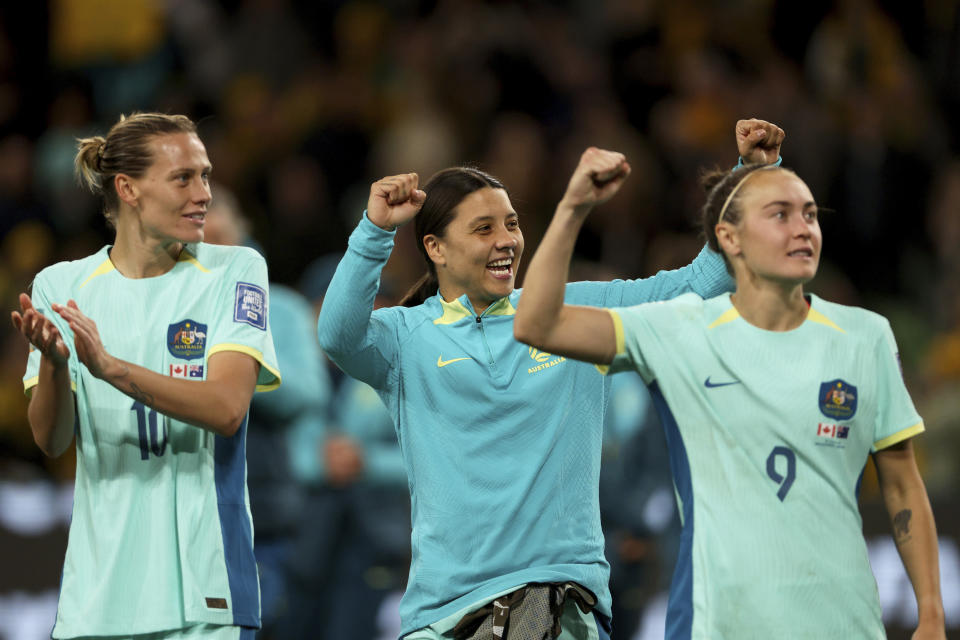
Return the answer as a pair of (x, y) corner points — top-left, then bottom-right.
(234, 282), (267, 330)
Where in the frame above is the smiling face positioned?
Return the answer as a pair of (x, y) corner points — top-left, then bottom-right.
(425, 187), (524, 313)
(119, 132), (212, 247)
(717, 170), (821, 288)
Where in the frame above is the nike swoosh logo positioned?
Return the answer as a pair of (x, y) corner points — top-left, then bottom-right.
(437, 356), (471, 368)
(704, 377), (742, 388)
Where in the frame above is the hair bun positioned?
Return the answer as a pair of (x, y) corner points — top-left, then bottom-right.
(700, 168), (729, 193)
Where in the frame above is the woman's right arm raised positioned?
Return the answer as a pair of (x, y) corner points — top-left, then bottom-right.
(11, 293), (76, 457)
(316, 173), (425, 386)
(364, 172), (427, 232)
(514, 148), (628, 364)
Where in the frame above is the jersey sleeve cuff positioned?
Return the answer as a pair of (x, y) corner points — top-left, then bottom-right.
(735, 155), (783, 169)
(873, 422), (925, 451)
(23, 376), (39, 394)
(207, 343), (282, 392)
(594, 309), (625, 375)
(23, 376), (76, 397)
(348, 212), (397, 260)
(692, 244), (734, 298)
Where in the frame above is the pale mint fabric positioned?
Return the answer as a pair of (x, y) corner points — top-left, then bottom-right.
(607, 292), (922, 639)
(25, 244), (279, 637)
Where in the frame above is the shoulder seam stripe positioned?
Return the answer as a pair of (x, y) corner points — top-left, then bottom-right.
(707, 307), (739, 329)
(807, 308), (845, 333)
(178, 249), (210, 273)
(78, 258), (116, 289)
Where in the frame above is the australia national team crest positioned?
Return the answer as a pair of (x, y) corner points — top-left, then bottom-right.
(234, 282), (267, 330)
(819, 379), (858, 420)
(167, 319), (208, 360)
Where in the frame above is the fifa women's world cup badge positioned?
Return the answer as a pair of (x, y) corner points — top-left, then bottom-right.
(167, 319), (208, 360)
(818, 379), (858, 420)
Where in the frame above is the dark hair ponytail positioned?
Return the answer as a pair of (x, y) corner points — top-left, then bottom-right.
(399, 272), (440, 307)
(398, 166), (506, 307)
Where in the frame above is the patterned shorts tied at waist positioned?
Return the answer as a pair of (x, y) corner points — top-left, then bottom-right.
(452, 582), (597, 640)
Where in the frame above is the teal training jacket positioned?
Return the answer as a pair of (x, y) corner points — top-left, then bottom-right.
(317, 215), (732, 636)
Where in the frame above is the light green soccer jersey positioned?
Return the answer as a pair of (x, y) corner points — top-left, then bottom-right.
(23, 244), (280, 638)
(605, 292), (923, 640)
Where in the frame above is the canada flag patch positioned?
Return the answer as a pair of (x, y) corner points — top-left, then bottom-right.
(169, 364), (204, 379)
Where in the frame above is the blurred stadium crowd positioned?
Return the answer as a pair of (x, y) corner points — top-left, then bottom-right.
(0, 1), (958, 638)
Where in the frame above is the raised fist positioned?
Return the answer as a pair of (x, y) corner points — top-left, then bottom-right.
(736, 119), (785, 165)
(559, 147), (631, 215)
(366, 173), (427, 231)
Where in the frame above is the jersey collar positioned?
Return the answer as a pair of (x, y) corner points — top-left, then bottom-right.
(708, 293), (844, 333)
(432, 291), (518, 325)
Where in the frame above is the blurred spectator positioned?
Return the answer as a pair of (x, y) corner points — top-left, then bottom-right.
(48, 0), (173, 115)
(33, 81), (98, 236)
(0, 135), (49, 238)
(0, 2), (957, 637)
(600, 372), (679, 640)
(204, 184), (331, 640)
(228, 0), (312, 88)
(281, 257), (409, 640)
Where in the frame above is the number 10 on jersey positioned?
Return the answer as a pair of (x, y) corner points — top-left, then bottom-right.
(132, 401), (168, 459)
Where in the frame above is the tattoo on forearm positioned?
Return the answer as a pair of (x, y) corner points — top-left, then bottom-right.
(893, 509), (912, 543)
(128, 382), (155, 407)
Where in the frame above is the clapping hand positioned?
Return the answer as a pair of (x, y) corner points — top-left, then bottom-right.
(11, 293), (70, 366)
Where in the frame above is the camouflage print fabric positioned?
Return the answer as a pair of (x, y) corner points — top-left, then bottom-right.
(452, 583), (597, 640)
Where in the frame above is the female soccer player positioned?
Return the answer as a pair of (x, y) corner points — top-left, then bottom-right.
(11, 113), (280, 639)
(514, 161), (946, 639)
(316, 121), (783, 639)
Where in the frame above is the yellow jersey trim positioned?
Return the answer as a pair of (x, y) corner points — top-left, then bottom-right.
(78, 249), (207, 290)
(706, 304), (843, 333)
(207, 343), (282, 392)
(78, 258), (116, 289)
(806, 308), (845, 333)
(595, 309), (624, 375)
(23, 376), (39, 397)
(874, 422), (925, 451)
(178, 248), (210, 273)
(486, 297), (516, 316)
(24, 376), (76, 397)
(708, 306), (740, 329)
(433, 296), (516, 324)
(433, 298), (474, 325)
